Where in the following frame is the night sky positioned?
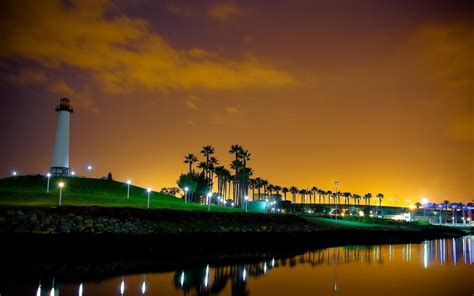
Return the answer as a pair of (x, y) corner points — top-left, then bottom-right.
(0, 0), (472, 204)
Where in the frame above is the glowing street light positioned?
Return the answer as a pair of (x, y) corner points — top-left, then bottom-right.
(12, 171), (17, 177)
(58, 182), (64, 206)
(147, 188), (152, 208)
(46, 173), (51, 193)
(78, 283), (83, 296)
(207, 192), (212, 211)
(126, 180), (132, 199)
(71, 171), (76, 176)
(421, 198), (429, 216)
(245, 195), (249, 212)
(141, 280), (146, 294)
(120, 278), (125, 295)
(184, 187), (189, 203)
(87, 165), (92, 177)
(180, 271), (185, 287)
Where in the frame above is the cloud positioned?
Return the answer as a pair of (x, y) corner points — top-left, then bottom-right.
(416, 23), (473, 98)
(225, 106), (241, 114)
(416, 22), (473, 142)
(2, 68), (48, 85)
(0, 0), (293, 95)
(185, 97), (199, 110)
(167, 4), (199, 18)
(208, 3), (242, 22)
(48, 80), (98, 112)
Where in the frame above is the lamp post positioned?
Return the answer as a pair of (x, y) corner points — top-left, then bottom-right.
(184, 187), (189, 203)
(438, 205), (443, 224)
(147, 188), (152, 208)
(87, 165), (92, 177)
(46, 173), (51, 193)
(58, 182), (64, 207)
(207, 192), (212, 211)
(71, 171), (76, 176)
(245, 195), (249, 212)
(334, 181), (339, 220)
(12, 171), (17, 177)
(421, 198), (429, 216)
(126, 180), (131, 199)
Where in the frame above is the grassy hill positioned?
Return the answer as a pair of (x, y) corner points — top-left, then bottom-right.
(0, 175), (240, 212)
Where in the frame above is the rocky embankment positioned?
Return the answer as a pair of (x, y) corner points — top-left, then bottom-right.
(0, 205), (468, 262)
(0, 206), (317, 235)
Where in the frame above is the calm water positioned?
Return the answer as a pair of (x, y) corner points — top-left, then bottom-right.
(6, 236), (474, 296)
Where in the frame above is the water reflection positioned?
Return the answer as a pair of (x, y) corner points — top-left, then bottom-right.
(20, 236), (474, 295)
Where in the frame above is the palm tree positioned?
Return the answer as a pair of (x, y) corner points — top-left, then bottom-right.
(376, 193), (384, 206)
(443, 200), (449, 211)
(266, 184), (274, 200)
(282, 187), (289, 201)
(240, 149), (251, 167)
(183, 153), (198, 174)
(443, 200), (450, 223)
(299, 189), (308, 204)
(254, 177), (264, 201)
(343, 192), (351, 205)
(229, 145), (243, 161)
(200, 145), (215, 180)
(290, 186), (298, 203)
(274, 186), (282, 200)
(311, 187), (318, 204)
(415, 202), (422, 209)
(352, 194), (360, 205)
(197, 161), (207, 173)
(201, 145), (215, 162)
(364, 193), (373, 206)
(327, 190), (333, 205)
(249, 178), (256, 200)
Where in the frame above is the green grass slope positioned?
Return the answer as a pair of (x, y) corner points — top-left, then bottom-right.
(0, 175), (240, 212)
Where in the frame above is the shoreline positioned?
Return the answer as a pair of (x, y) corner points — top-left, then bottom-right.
(0, 205), (469, 261)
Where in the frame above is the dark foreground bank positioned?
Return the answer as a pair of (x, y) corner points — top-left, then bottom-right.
(0, 205), (468, 260)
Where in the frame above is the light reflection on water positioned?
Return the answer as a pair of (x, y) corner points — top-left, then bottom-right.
(21, 236), (474, 295)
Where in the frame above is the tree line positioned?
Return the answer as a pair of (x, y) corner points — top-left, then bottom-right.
(178, 145), (384, 207)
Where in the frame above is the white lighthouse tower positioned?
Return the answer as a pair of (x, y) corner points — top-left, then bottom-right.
(50, 98), (73, 176)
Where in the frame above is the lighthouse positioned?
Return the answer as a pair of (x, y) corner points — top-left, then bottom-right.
(50, 98), (73, 176)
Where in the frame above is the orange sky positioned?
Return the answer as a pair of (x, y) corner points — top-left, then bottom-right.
(0, 0), (472, 205)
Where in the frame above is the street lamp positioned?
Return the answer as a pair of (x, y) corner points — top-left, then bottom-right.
(12, 171), (17, 177)
(58, 182), (65, 206)
(207, 192), (212, 211)
(71, 171), (75, 176)
(126, 180), (132, 199)
(46, 173), (51, 193)
(184, 187), (189, 203)
(87, 165), (92, 177)
(147, 188), (152, 208)
(334, 181), (339, 220)
(421, 198), (429, 216)
(245, 195), (249, 212)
